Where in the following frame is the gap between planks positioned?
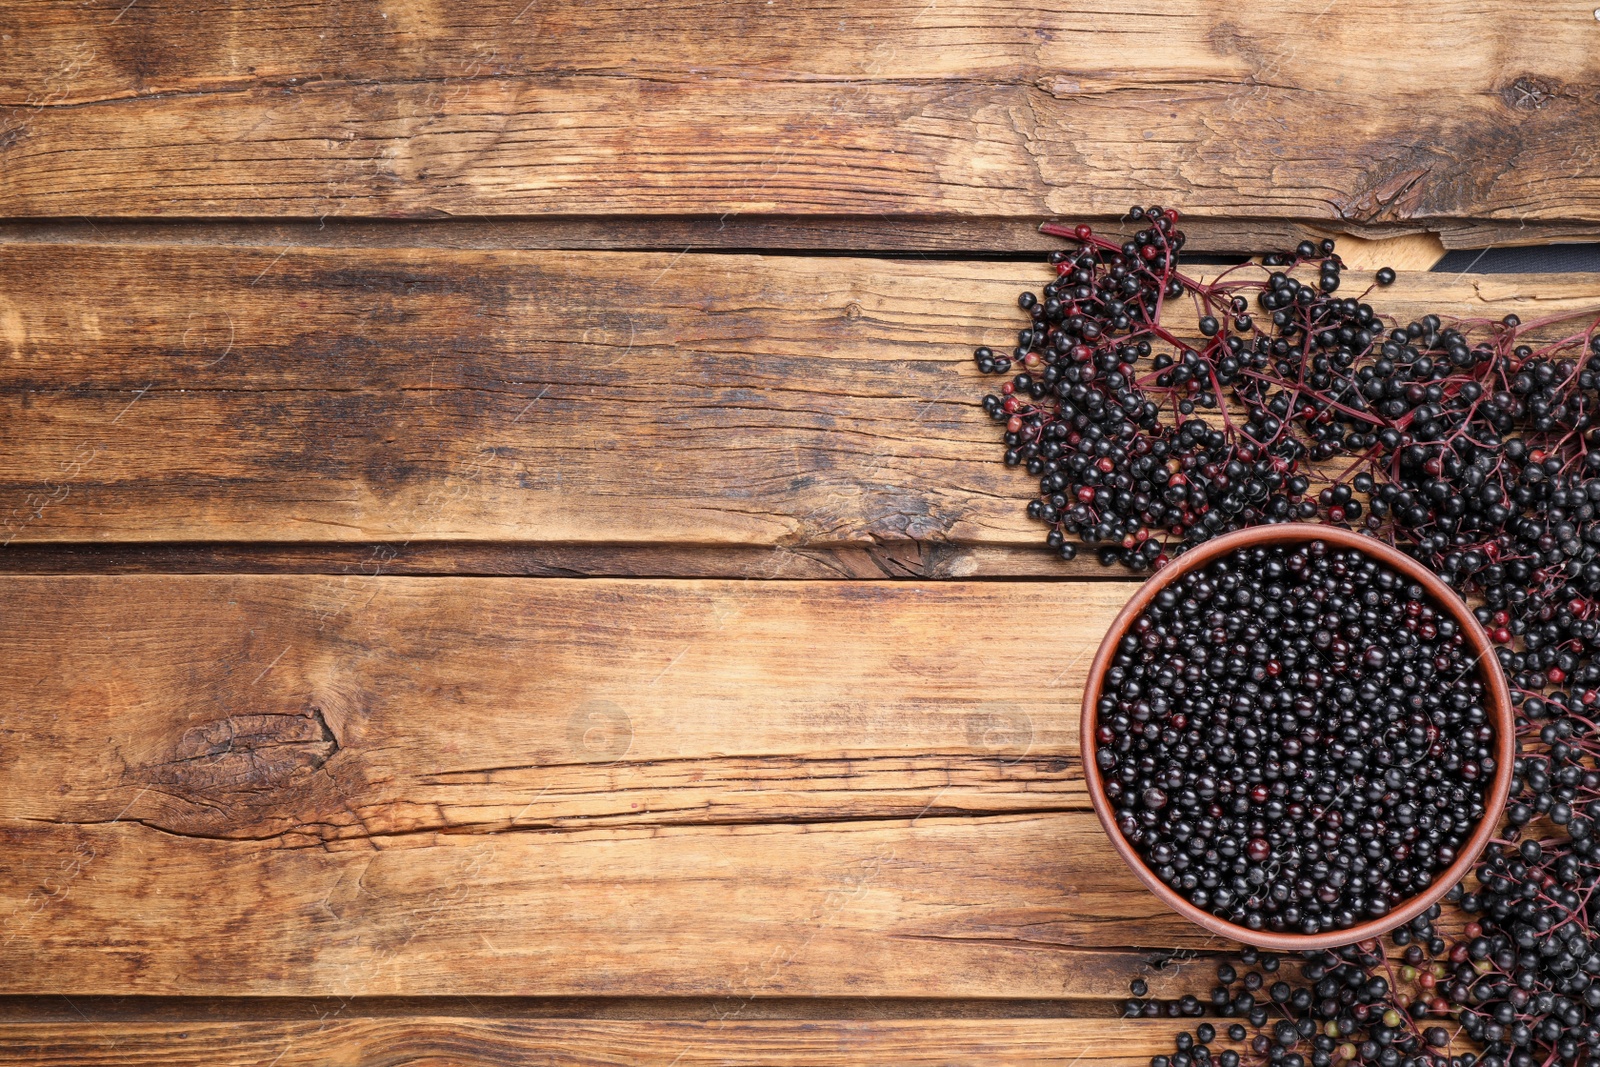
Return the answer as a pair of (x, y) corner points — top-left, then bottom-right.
(0, 994), (1158, 1023)
(0, 540), (1147, 580)
(0, 216), (1492, 257)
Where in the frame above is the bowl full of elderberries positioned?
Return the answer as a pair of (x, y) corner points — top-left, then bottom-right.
(1082, 524), (1514, 950)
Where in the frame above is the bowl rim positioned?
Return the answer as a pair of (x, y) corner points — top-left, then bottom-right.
(1079, 522), (1516, 952)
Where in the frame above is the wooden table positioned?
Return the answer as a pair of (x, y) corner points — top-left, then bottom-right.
(2, 3), (1598, 1062)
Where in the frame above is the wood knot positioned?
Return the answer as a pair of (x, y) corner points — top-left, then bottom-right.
(843, 301), (863, 321)
(140, 713), (340, 812)
(1501, 75), (1562, 111)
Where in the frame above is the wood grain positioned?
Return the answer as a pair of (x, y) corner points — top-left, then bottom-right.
(1, 0), (1558, 1039)
(0, 1018), (1191, 1066)
(3, 244), (1596, 551)
(1, 1), (1596, 224)
(0, 574), (1259, 997)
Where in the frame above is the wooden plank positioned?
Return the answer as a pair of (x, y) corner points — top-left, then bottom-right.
(0, 574), (1249, 997)
(3, 244), (1597, 550)
(3, 815), (1206, 996)
(0, 244), (1021, 548)
(2, 576), (1105, 837)
(0, 1018), (1189, 1066)
(1, 1), (1596, 224)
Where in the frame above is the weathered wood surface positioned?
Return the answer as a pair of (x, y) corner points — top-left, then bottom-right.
(1, 575), (1262, 997)
(2, 0), (1582, 1044)
(2, 1), (1597, 226)
(3, 244), (1595, 554)
(0, 1018), (1192, 1066)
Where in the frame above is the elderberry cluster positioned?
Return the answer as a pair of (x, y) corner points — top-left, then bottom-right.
(1452, 727), (1600, 1067)
(1102, 542), (1495, 936)
(974, 208), (1600, 604)
(1129, 935), (1471, 1067)
(968, 206), (1600, 1067)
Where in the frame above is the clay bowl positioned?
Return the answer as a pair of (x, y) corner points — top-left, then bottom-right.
(1081, 523), (1515, 952)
